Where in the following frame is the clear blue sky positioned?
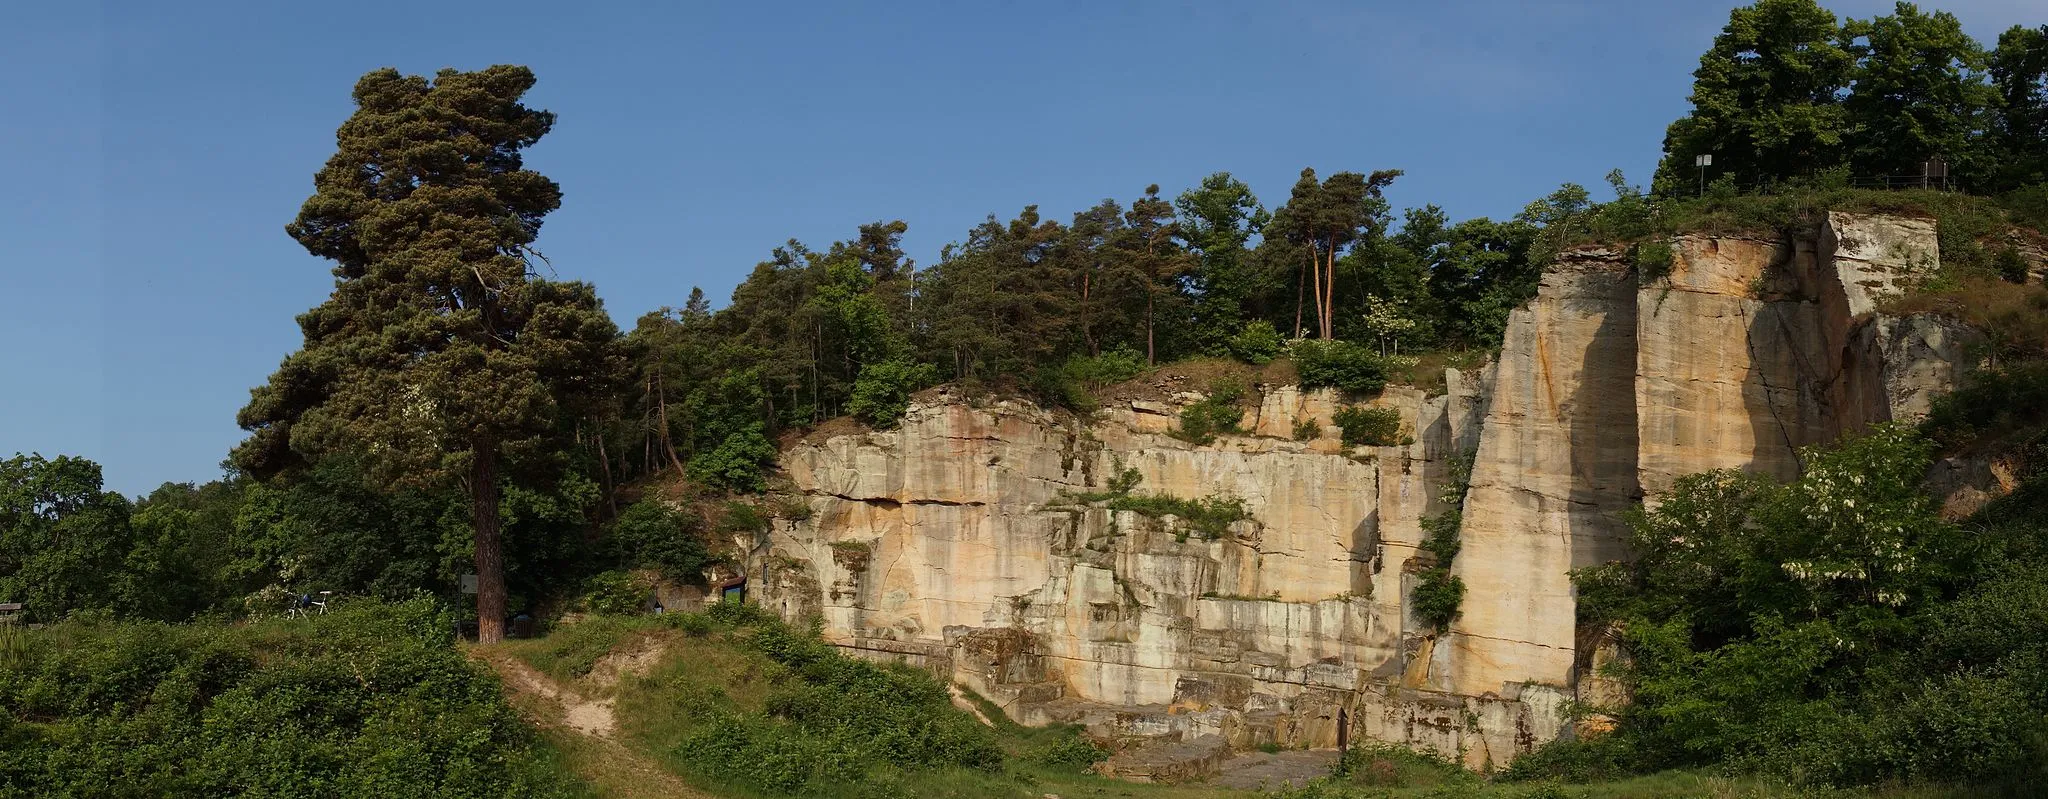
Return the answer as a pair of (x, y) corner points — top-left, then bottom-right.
(2, 1), (2035, 497)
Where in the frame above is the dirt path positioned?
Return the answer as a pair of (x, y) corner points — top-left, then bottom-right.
(946, 685), (997, 727)
(471, 648), (715, 799)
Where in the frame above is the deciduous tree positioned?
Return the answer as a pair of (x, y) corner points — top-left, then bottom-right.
(1653, 0), (1855, 194)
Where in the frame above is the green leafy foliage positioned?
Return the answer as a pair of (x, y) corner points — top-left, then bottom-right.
(579, 570), (650, 616)
(1025, 733), (1109, 770)
(1411, 452), (1473, 633)
(847, 358), (938, 429)
(1569, 423), (2048, 789)
(1172, 380), (1247, 445)
(0, 455), (139, 622)
(688, 428), (777, 493)
(1107, 493), (1252, 542)
(1038, 348), (1146, 410)
(648, 607), (1004, 796)
(605, 500), (710, 584)
(717, 501), (770, 535)
(0, 600), (583, 797)
(1227, 320), (1285, 364)
(1333, 405), (1403, 447)
(1291, 339), (1390, 394)
(1633, 240), (1676, 283)
(1410, 569), (1466, 632)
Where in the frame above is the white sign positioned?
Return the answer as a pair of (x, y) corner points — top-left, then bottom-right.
(1695, 154), (1713, 167)
(460, 574), (478, 594)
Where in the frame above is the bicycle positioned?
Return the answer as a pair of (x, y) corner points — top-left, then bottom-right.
(284, 591), (335, 619)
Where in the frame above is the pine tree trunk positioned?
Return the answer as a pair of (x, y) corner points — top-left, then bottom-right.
(1082, 273), (1096, 357)
(1308, 244), (1322, 338)
(1294, 252), (1308, 339)
(594, 417), (617, 517)
(473, 443), (507, 645)
(1146, 286), (1156, 366)
(656, 372), (684, 473)
(1322, 249), (1337, 340)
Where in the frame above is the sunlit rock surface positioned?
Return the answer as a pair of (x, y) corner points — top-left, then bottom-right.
(748, 213), (1977, 771)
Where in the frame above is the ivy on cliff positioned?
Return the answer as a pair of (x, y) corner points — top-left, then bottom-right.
(1413, 452), (1473, 632)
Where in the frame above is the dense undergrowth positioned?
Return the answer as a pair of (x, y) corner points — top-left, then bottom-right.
(496, 603), (1145, 799)
(0, 599), (586, 798)
(1508, 373), (2048, 796)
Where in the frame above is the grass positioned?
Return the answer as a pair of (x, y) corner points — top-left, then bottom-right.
(1269, 742), (1977, 798)
(496, 614), (670, 685)
(495, 609), (1224, 798)
(494, 614), (1989, 799)
(1384, 349), (1491, 394)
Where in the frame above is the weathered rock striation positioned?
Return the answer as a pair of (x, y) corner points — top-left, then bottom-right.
(746, 213), (1977, 773)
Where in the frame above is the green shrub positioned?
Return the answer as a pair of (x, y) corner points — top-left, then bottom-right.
(1173, 379), (1247, 445)
(848, 358), (938, 429)
(774, 496), (814, 521)
(662, 606), (1005, 795)
(1293, 417), (1321, 442)
(1558, 422), (2048, 788)
(1036, 348), (1146, 410)
(0, 600), (582, 798)
(1227, 320), (1284, 364)
(1496, 735), (1635, 783)
(669, 611), (713, 637)
(1411, 451), (1472, 633)
(689, 428), (778, 493)
(1065, 348), (1146, 388)
(581, 569), (650, 615)
(1996, 246), (2031, 284)
(718, 501), (771, 535)
(1107, 492), (1251, 541)
(1332, 405), (1403, 447)
(1411, 568), (1466, 631)
(1290, 339), (1389, 394)
(2002, 184), (2048, 232)
(607, 499), (710, 584)
(1633, 239), (1675, 283)
(1026, 730), (1109, 770)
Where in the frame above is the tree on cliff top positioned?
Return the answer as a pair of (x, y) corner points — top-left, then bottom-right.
(1653, 0), (1855, 194)
(234, 66), (621, 643)
(1268, 168), (1401, 340)
(1987, 24), (2048, 191)
(1841, 3), (1994, 181)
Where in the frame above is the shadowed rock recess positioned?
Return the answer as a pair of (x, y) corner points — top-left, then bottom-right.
(747, 213), (1981, 773)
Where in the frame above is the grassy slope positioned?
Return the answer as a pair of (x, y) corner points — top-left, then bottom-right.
(487, 614), (1963, 799)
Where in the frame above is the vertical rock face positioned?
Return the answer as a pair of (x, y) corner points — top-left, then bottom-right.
(1450, 247), (1639, 698)
(752, 213), (1975, 771)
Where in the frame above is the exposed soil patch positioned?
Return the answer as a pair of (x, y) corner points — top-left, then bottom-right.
(587, 633), (666, 691)
(481, 649), (618, 737)
(947, 684), (996, 727)
(472, 646), (715, 799)
(1096, 358), (1296, 405)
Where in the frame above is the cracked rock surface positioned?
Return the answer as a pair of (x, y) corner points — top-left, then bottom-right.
(750, 213), (1984, 772)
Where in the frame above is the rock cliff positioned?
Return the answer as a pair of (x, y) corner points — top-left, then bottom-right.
(746, 213), (1977, 772)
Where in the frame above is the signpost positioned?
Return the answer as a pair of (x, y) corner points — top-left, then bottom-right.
(1696, 153), (1713, 197)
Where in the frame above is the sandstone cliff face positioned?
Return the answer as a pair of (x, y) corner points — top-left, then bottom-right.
(748, 213), (1975, 771)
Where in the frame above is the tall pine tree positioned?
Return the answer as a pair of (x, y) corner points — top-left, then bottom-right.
(235, 66), (620, 643)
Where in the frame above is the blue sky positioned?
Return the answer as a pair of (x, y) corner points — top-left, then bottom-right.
(2, 1), (2036, 496)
